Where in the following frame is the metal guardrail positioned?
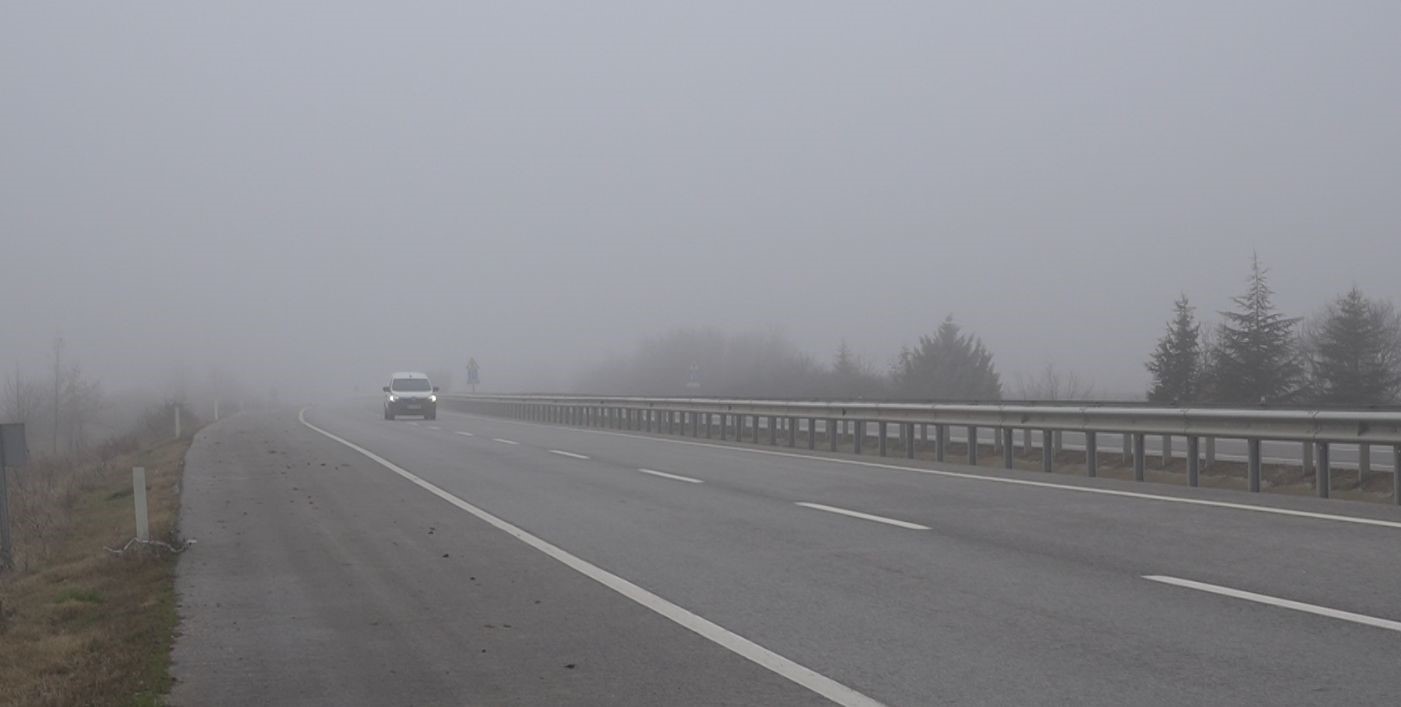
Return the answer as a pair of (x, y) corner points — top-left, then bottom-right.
(441, 394), (1401, 505)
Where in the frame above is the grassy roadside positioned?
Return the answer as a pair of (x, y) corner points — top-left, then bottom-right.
(0, 432), (192, 707)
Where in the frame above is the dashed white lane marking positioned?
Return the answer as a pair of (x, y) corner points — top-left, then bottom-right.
(795, 502), (930, 531)
(492, 438), (519, 445)
(454, 431), (475, 437)
(1144, 575), (1401, 633)
(455, 415), (1401, 531)
(428, 426), (442, 430)
(638, 468), (705, 484)
(549, 450), (590, 460)
(299, 408), (883, 707)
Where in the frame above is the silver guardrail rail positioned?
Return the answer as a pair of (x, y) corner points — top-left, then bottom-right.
(440, 394), (1401, 505)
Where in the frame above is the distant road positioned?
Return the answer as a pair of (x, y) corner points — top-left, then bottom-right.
(171, 400), (1401, 705)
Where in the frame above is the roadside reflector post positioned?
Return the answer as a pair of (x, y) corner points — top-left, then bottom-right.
(133, 467), (149, 542)
(174, 404), (182, 439)
(1042, 430), (1054, 473)
(1002, 428), (1014, 468)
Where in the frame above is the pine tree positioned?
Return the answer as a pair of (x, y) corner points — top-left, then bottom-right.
(891, 316), (1002, 400)
(1145, 294), (1201, 404)
(1305, 288), (1401, 405)
(1207, 254), (1303, 404)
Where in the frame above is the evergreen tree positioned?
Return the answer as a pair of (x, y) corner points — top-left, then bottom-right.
(1207, 254), (1303, 403)
(891, 316), (1002, 400)
(1304, 288), (1401, 405)
(1145, 294), (1201, 403)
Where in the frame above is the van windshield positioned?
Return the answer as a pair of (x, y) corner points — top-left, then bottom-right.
(391, 378), (432, 392)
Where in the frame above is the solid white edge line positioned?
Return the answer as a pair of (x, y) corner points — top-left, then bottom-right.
(1143, 575), (1401, 633)
(298, 408), (883, 707)
(454, 431), (475, 437)
(637, 468), (705, 484)
(492, 438), (519, 445)
(795, 502), (930, 531)
(453, 414), (1401, 531)
(549, 450), (590, 460)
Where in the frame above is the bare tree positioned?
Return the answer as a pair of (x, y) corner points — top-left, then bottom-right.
(1015, 363), (1096, 401)
(3, 367), (46, 425)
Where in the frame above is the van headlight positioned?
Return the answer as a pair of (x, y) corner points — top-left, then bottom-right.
(388, 395), (398, 402)
(429, 394), (437, 403)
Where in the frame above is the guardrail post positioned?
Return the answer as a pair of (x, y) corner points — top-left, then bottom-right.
(1133, 434), (1146, 481)
(1248, 439), (1262, 492)
(1042, 430), (1053, 472)
(1204, 437), (1215, 469)
(907, 423), (917, 459)
(691, 412), (699, 437)
(1121, 434), (1131, 465)
(1053, 430), (1062, 454)
(878, 422), (888, 456)
(1358, 443), (1371, 489)
(853, 421), (864, 455)
(1186, 436), (1199, 487)
(1302, 441), (1315, 478)
(787, 417), (797, 447)
(935, 424), (946, 462)
(768, 416), (777, 446)
(967, 426), (978, 465)
(828, 419), (838, 451)
(1002, 428), (1014, 468)
(1085, 431), (1097, 477)
(1316, 442), (1330, 498)
(1394, 445), (1400, 506)
(809, 419), (817, 450)
(1161, 435), (1172, 467)
(1022, 428), (1033, 456)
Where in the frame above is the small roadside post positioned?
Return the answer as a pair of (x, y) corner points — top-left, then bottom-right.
(1, 423), (30, 571)
(132, 467), (149, 542)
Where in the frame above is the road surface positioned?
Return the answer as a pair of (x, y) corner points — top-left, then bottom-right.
(170, 400), (1401, 705)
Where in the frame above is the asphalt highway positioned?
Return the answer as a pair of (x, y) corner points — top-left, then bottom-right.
(170, 400), (1401, 705)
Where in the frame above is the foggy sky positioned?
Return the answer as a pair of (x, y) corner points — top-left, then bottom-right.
(4, 1), (1399, 401)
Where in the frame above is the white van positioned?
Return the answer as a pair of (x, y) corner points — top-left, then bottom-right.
(383, 371), (438, 420)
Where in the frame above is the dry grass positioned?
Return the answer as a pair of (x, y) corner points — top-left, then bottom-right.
(0, 435), (190, 707)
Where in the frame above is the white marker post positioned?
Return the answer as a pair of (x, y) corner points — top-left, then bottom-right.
(133, 467), (149, 542)
(174, 405), (182, 439)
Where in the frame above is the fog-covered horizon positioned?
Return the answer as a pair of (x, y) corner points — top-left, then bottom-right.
(5, 2), (1399, 402)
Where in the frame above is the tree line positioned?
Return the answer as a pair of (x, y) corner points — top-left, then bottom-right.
(583, 254), (1400, 408)
(1146, 254), (1401, 406)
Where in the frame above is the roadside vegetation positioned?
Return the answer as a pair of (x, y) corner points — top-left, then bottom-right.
(582, 253), (1401, 408)
(2, 352), (203, 707)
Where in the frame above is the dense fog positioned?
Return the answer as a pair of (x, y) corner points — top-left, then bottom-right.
(4, 2), (1399, 415)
